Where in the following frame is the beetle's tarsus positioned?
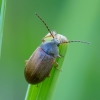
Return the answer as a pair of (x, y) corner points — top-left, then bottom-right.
(54, 61), (62, 72)
(55, 66), (62, 71)
(57, 54), (64, 58)
(57, 55), (61, 58)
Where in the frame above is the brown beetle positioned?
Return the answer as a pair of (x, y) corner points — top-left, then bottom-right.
(24, 13), (63, 84)
(24, 13), (90, 85)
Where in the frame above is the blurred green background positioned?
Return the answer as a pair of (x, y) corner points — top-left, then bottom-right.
(0, 0), (100, 100)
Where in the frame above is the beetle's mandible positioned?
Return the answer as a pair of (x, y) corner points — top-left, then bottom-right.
(24, 13), (90, 85)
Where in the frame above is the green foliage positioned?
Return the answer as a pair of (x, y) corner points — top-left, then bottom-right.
(0, 0), (100, 100)
(0, 0), (6, 56)
(25, 36), (68, 100)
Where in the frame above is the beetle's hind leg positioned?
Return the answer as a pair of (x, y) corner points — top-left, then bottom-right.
(54, 61), (62, 72)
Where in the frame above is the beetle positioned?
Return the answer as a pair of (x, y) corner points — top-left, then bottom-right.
(24, 13), (90, 85)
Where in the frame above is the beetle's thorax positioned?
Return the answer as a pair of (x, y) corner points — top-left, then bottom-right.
(40, 38), (60, 58)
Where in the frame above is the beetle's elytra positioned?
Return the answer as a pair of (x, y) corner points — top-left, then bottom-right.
(24, 13), (90, 85)
(24, 47), (55, 84)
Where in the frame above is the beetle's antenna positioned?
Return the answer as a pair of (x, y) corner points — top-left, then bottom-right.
(60, 40), (90, 44)
(35, 12), (54, 38)
(68, 40), (90, 44)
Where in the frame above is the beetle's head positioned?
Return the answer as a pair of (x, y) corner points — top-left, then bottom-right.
(51, 38), (60, 46)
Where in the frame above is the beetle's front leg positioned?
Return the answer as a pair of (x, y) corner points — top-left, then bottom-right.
(57, 55), (61, 58)
(54, 61), (62, 71)
(57, 54), (64, 58)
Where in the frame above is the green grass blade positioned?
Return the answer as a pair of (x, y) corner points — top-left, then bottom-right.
(25, 33), (68, 100)
(0, 0), (6, 57)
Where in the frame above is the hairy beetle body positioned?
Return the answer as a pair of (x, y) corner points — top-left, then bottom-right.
(24, 47), (55, 84)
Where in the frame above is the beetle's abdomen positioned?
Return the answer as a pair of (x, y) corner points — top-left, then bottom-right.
(24, 47), (55, 84)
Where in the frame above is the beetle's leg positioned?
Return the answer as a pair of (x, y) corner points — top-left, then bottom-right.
(54, 61), (62, 72)
(57, 54), (64, 58)
(57, 55), (61, 58)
